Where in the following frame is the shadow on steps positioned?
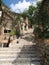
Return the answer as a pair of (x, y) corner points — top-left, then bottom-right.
(12, 45), (41, 65)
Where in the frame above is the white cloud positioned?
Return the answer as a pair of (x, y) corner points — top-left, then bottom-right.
(32, 1), (37, 7)
(10, 0), (42, 13)
(10, 0), (31, 13)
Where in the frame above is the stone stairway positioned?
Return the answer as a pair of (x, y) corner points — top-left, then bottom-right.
(0, 39), (41, 65)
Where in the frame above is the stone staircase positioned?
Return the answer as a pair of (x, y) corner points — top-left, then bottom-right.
(0, 39), (41, 65)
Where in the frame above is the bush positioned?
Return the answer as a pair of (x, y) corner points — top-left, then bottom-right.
(34, 26), (49, 39)
(15, 29), (20, 38)
(10, 29), (15, 36)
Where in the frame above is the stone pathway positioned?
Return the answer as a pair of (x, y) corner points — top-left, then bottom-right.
(0, 34), (41, 65)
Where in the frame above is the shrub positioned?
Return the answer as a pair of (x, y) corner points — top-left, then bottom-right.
(10, 29), (15, 36)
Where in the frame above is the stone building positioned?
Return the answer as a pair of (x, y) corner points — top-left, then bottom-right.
(0, 2), (29, 37)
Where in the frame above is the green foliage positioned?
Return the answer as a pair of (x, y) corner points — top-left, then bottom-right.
(12, 16), (20, 29)
(28, 5), (36, 27)
(15, 29), (20, 38)
(0, 0), (2, 5)
(21, 10), (28, 19)
(10, 29), (20, 37)
(33, 26), (43, 39)
(21, 5), (36, 27)
(28, 5), (35, 15)
(33, 2), (42, 25)
(12, 21), (17, 28)
(34, 0), (49, 39)
(10, 29), (15, 36)
(37, 2), (42, 10)
(34, 26), (46, 39)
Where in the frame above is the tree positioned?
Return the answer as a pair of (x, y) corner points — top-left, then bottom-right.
(28, 5), (36, 27)
(21, 5), (36, 28)
(34, 0), (49, 39)
(21, 10), (28, 19)
(33, 2), (42, 25)
(28, 5), (35, 15)
(0, 0), (2, 5)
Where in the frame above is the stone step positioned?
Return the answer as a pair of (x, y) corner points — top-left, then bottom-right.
(0, 47), (35, 51)
(0, 48), (21, 51)
(0, 54), (17, 58)
(0, 63), (29, 65)
(0, 43), (40, 65)
(0, 58), (15, 62)
(0, 63), (14, 65)
(13, 62), (41, 65)
(0, 49), (36, 53)
(0, 62), (41, 65)
(0, 51), (37, 54)
(0, 57), (40, 62)
(0, 48), (36, 51)
(0, 49), (37, 52)
(10, 43), (33, 46)
(20, 48), (36, 51)
(0, 48), (35, 51)
(10, 44), (33, 47)
(31, 62), (41, 65)
(31, 58), (41, 62)
(13, 47), (35, 50)
(10, 44), (35, 47)
(17, 54), (39, 58)
(0, 50), (16, 53)
(12, 58), (41, 63)
(18, 51), (37, 54)
(0, 54), (39, 58)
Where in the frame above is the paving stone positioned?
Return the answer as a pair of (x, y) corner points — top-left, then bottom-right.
(0, 34), (41, 65)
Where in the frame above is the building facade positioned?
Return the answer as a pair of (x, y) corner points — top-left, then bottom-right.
(0, 2), (29, 37)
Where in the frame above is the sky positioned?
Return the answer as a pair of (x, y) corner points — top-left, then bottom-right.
(2, 0), (42, 13)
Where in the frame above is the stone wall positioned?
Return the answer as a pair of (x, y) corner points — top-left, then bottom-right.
(36, 39), (49, 65)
